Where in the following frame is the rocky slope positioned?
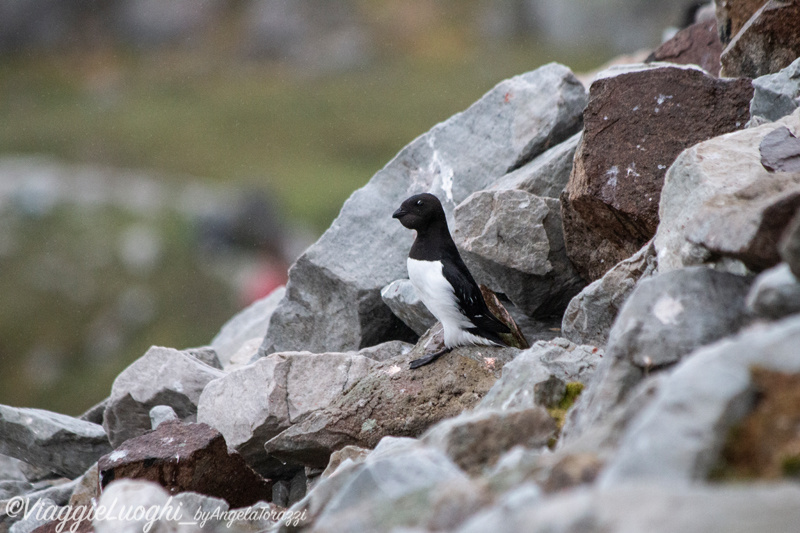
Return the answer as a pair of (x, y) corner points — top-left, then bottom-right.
(3, 3), (800, 532)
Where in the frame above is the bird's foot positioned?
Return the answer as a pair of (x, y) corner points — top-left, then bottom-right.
(409, 347), (453, 369)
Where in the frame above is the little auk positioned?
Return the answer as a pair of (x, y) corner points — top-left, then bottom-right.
(392, 192), (510, 369)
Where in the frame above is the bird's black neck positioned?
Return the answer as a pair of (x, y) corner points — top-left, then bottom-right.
(409, 220), (459, 261)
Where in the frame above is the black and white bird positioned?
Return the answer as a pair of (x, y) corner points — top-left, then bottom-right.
(392, 193), (510, 369)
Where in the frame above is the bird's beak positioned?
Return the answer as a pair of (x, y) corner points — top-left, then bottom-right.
(392, 208), (406, 219)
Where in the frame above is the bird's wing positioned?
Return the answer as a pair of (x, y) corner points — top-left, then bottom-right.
(441, 258), (510, 335)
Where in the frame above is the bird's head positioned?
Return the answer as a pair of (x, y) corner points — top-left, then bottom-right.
(392, 193), (445, 230)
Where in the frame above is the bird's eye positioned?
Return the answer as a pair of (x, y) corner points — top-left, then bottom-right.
(416, 200), (423, 206)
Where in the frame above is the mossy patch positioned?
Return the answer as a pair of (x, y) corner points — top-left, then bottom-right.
(547, 381), (585, 448)
(711, 367), (800, 482)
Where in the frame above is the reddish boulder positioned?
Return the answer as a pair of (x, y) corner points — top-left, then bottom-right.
(647, 19), (723, 76)
(561, 65), (752, 281)
(714, 0), (769, 44)
(720, 0), (800, 78)
(98, 420), (272, 508)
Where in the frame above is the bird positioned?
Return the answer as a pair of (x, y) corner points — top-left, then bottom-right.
(392, 192), (510, 369)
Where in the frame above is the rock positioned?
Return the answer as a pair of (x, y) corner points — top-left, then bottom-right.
(683, 164), (800, 271)
(647, 19), (723, 76)
(0, 454), (26, 481)
(320, 445), (371, 479)
(68, 463), (99, 509)
(97, 420), (272, 508)
(78, 398), (108, 425)
(263, 329), (520, 469)
(540, 453), (604, 493)
(714, 0), (768, 44)
(92, 479), (172, 533)
(0, 405), (111, 479)
(197, 350), (376, 476)
(600, 314), (800, 485)
(421, 407), (556, 474)
(0, 480), (32, 500)
(380, 279), (435, 336)
(210, 286), (285, 366)
(562, 240), (657, 347)
(562, 64), (752, 281)
(260, 63), (587, 356)
(564, 267), (752, 442)
(458, 482), (800, 533)
(288, 437), (477, 532)
(746, 263), (800, 318)
(478, 338), (602, 412)
(655, 109), (800, 272)
(102, 346), (225, 448)
(148, 405), (178, 430)
(750, 57), (800, 121)
(184, 346), (222, 370)
(760, 126), (800, 171)
(453, 190), (584, 317)
(9, 498), (58, 533)
(781, 209), (800, 276)
(491, 132), (581, 198)
(356, 341), (414, 362)
(720, 0), (800, 78)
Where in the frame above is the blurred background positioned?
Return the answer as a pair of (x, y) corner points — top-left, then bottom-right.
(0, 0), (696, 415)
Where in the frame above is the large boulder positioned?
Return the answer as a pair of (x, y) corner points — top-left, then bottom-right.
(260, 63), (587, 356)
(453, 190), (584, 317)
(263, 328), (520, 469)
(720, 0), (800, 78)
(97, 420), (272, 508)
(563, 267), (752, 443)
(197, 350), (377, 476)
(562, 64), (752, 281)
(600, 314), (800, 485)
(0, 405), (110, 479)
(655, 109), (800, 273)
(102, 346), (224, 448)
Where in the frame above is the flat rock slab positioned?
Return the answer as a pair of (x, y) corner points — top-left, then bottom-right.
(760, 126), (800, 172)
(260, 63), (587, 356)
(561, 63), (752, 281)
(263, 334), (520, 469)
(647, 19), (722, 76)
(0, 404), (110, 479)
(720, 0), (800, 78)
(98, 420), (272, 508)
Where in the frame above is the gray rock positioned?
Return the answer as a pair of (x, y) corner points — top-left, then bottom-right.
(93, 479), (173, 533)
(421, 407), (556, 474)
(479, 338), (602, 411)
(287, 437), (477, 533)
(380, 279), (435, 336)
(655, 109), (800, 273)
(8, 498), (57, 533)
(746, 262), (800, 319)
(0, 404), (111, 479)
(600, 314), (800, 485)
(781, 209), (800, 277)
(211, 286), (285, 367)
(263, 327), (520, 470)
(562, 240), (657, 348)
(185, 346), (223, 370)
(564, 267), (752, 442)
(454, 190), (584, 317)
(78, 397), (108, 425)
(457, 482), (800, 533)
(491, 132), (581, 198)
(103, 346), (225, 448)
(751, 57), (800, 122)
(0, 454), (26, 481)
(356, 341), (414, 362)
(261, 63), (587, 356)
(148, 405), (178, 430)
(197, 351), (376, 475)
(0, 480), (32, 499)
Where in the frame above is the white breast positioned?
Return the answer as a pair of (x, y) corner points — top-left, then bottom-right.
(407, 258), (496, 348)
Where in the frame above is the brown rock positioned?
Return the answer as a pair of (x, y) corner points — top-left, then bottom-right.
(647, 19), (723, 76)
(542, 452), (604, 493)
(720, 0), (800, 78)
(714, 0), (769, 44)
(97, 420), (272, 508)
(263, 326), (520, 469)
(561, 65), (752, 281)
